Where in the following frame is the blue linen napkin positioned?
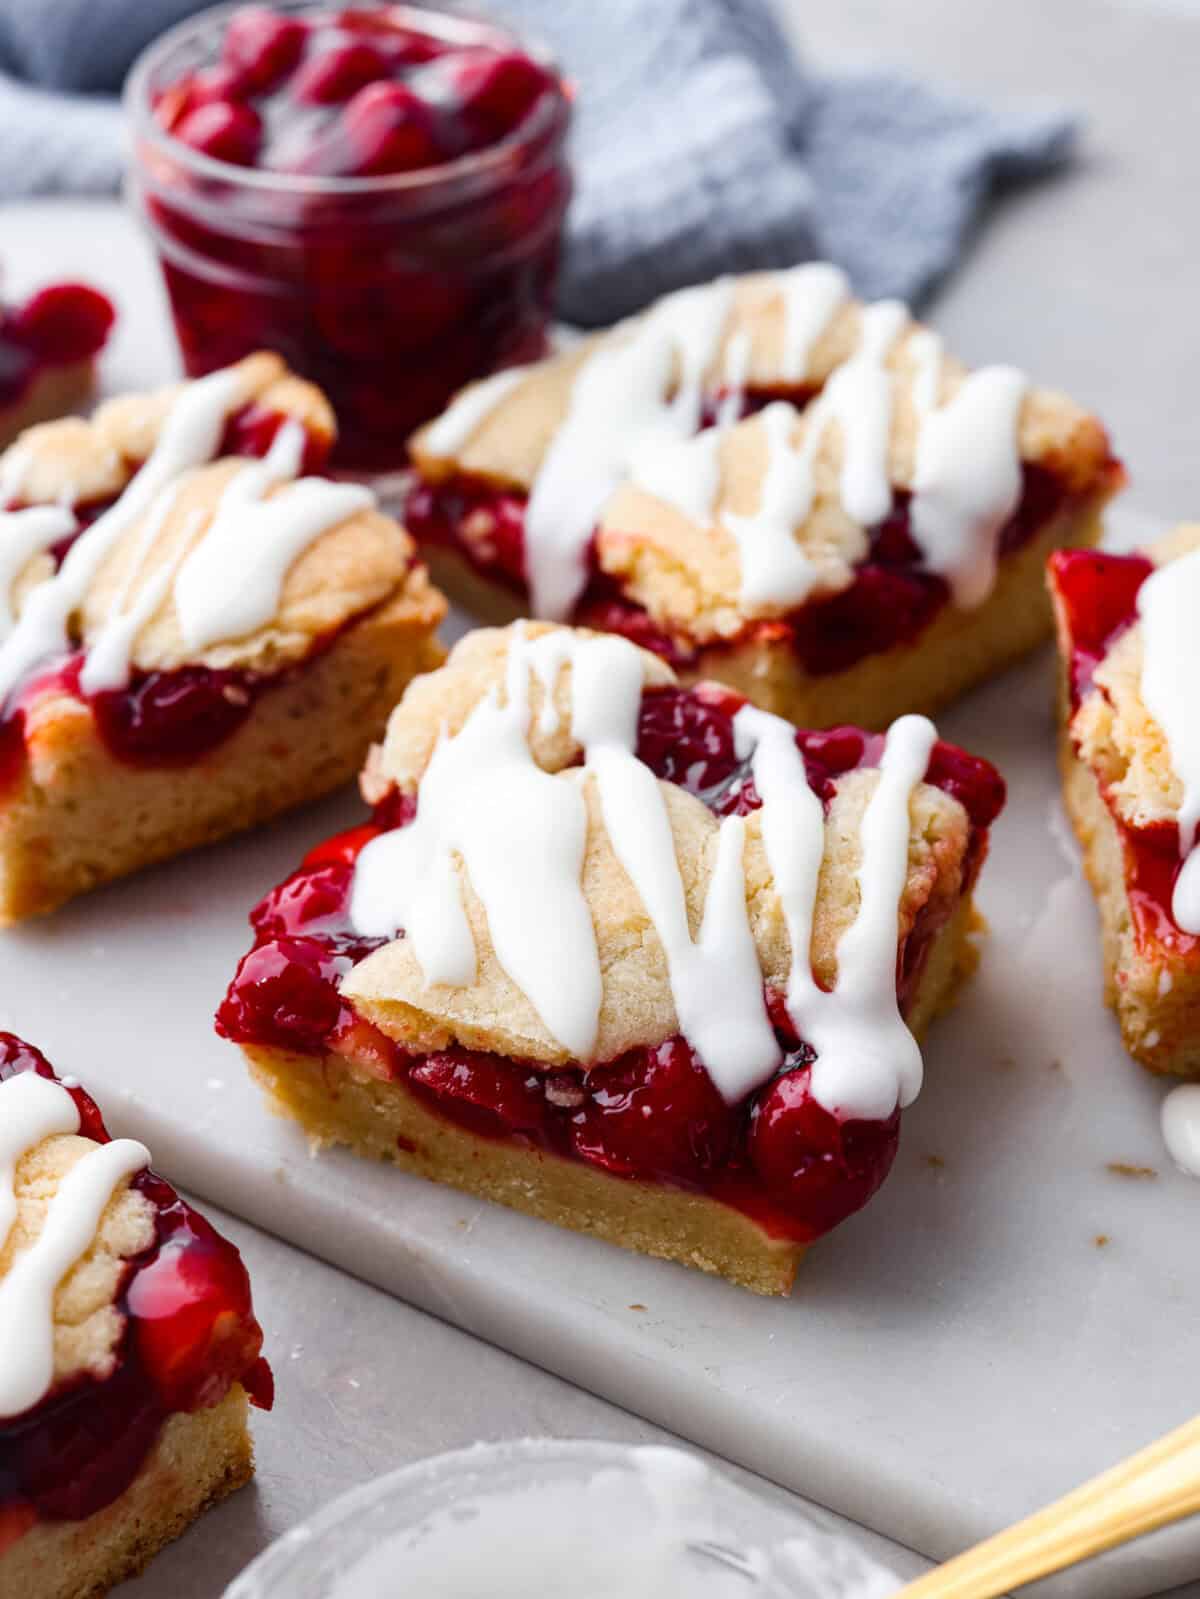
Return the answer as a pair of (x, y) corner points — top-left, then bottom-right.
(0, 0), (1076, 324)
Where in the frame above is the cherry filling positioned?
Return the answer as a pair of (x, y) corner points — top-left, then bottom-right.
(136, 5), (571, 469)
(0, 1036), (271, 1544)
(0, 407), (335, 787)
(0, 283), (114, 411)
(1050, 546), (1199, 957)
(408, 460), (1109, 676)
(218, 685), (1004, 1243)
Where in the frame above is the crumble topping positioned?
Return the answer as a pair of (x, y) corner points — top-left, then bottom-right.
(78, 458), (419, 675)
(3, 1132), (154, 1392)
(343, 624), (969, 1067)
(411, 277), (1109, 501)
(0, 355), (432, 682)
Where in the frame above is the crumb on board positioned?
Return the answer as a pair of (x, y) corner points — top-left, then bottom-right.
(922, 1154), (946, 1171)
(1094, 1234), (1110, 1248)
(1106, 1162), (1158, 1180)
(629, 1304), (647, 1312)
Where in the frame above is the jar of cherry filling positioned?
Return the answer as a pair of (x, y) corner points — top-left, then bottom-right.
(125, 1), (571, 473)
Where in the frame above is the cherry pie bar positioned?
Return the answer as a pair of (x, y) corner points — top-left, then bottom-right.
(1051, 528), (1200, 1076)
(0, 351), (446, 921)
(0, 1033), (272, 1599)
(408, 265), (1123, 731)
(219, 621), (1004, 1295)
(0, 279), (114, 451)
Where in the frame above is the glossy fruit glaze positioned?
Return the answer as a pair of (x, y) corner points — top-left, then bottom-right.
(1050, 545), (1199, 958)
(134, 4), (571, 470)
(218, 682), (1004, 1243)
(0, 283), (114, 413)
(0, 406), (333, 789)
(0, 1035), (271, 1548)
(408, 455), (1121, 676)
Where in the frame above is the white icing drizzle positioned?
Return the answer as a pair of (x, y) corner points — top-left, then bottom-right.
(734, 706), (934, 1120)
(716, 328), (751, 430)
(908, 331), (1027, 608)
(0, 506), (77, 639)
(351, 630), (934, 1116)
(424, 265), (1033, 625)
(1162, 1084), (1200, 1179)
(175, 423), (373, 652)
(721, 402), (824, 608)
(0, 1072), (149, 1420)
(1136, 547), (1200, 933)
(814, 299), (909, 526)
(719, 303), (907, 609)
(628, 430), (722, 526)
(0, 444), (33, 506)
(421, 368), (525, 457)
(523, 278), (736, 618)
(1, 401), (373, 698)
(0, 368), (244, 710)
(78, 485), (187, 694)
(777, 261), (850, 381)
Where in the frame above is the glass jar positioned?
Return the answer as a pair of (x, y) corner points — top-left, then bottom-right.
(124, 1), (571, 473)
(222, 1439), (901, 1598)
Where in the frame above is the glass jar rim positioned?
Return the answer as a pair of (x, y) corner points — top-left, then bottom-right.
(124, 0), (571, 200)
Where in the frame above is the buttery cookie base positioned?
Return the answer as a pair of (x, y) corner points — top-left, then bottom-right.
(422, 495), (1108, 732)
(1058, 715), (1200, 1079)
(0, 584), (445, 923)
(0, 1386), (253, 1599)
(243, 894), (978, 1298)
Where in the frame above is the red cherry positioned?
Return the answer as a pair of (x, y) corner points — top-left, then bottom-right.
(216, 936), (349, 1052)
(573, 595), (692, 672)
(221, 401), (329, 472)
(634, 686), (743, 800)
(221, 6), (307, 91)
(337, 12), (448, 64)
(129, 1222), (265, 1413)
(250, 863), (354, 938)
(84, 661), (257, 764)
(13, 284), (114, 364)
(302, 822), (383, 869)
(747, 1063), (900, 1237)
(1049, 548), (1152, 667)
(0, 1034), (108, 1139)
(571, 1038), (733, 1187)
(174, 100), (263, 166)
(336, 80), (444, 175)
(408, 1051), (549, 1143)
(1051, 547), (1154, 708)
(290, 39), (387, 103)
(790, 565), (944, 677)
(455, 48), (549, 134)
(922, 742), (1007, 830)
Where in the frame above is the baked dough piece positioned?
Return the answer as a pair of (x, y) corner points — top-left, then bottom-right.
(1051, 526), (1200, 1075)
(407, 266), (1121, 730)
(0, 353), (447, 921)
(220, 622), (1005, 1295)
(0, 1035), (272, 1599)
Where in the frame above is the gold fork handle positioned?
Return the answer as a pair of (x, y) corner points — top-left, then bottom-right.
(895, 1414), (1200, 1599)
